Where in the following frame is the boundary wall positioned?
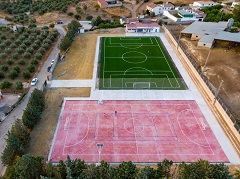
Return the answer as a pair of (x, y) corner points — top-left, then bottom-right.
(162, 24), (240, 157)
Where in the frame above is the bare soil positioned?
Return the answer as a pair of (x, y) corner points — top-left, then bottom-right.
(53, 29), (125, 80)
(53, 34), (96, 79)
(26, 88), (91, 159)
(35, 0), (129, 24)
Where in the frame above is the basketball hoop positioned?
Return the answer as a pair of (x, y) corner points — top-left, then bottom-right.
(98, 100), (103, 105)
(96, 143), (104, 166)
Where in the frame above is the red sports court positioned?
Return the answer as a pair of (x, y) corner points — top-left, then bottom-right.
(49, 100), (228, 163)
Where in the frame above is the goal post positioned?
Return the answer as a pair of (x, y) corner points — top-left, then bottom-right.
(133, 82), (151, 89)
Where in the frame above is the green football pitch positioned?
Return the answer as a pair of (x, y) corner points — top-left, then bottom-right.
(99, 36), (185, 90)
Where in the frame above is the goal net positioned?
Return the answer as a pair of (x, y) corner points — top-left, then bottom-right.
(133, 82), (151, 89)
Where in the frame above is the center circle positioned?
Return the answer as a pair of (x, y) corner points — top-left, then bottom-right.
(122, 51), (147, 64)
(124, 118), (144, 134)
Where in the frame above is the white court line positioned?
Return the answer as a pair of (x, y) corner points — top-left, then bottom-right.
(176, 109), (213, 149)
(154, 37), (181, 88)
(188, 103), (214, 154)
(105, 57), (165, 58)
(63, 111), (90, 148)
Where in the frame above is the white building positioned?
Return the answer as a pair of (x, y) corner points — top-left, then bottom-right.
(231, 1), (240, 8)
(163, 10), (206, 22)
(192, 1), (217, 8)
(146, 4), (162, 15)
(146, 3), (174, 15)
(181, 21), (240, 48)
(126, 22), (159, 33)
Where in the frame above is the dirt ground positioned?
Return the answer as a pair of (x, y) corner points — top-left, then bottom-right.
(26, 88), (91, 159)
(53, 28), (125, 80)
(167, 25), (240, 120)
(35, 0), (130, 24)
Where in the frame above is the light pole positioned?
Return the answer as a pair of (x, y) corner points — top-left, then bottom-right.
(213, 80), (224, 105)
(203, 47), (212, 73)
(96, 143), (104, 166)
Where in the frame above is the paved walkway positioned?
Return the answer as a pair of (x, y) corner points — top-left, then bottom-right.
(0, 24), (66, 175)
(51, 80), (93, 88)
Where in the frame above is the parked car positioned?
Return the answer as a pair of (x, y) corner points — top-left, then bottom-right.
(51, 60), (55, 65)
(31, 78), (38, 86)
(47, 66), (52, 72)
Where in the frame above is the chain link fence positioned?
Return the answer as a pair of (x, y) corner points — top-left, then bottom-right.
(163, 24), (240, 133)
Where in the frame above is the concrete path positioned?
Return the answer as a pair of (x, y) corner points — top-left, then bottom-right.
(51, 80), (93, 88)
(0, 24), (66, 176)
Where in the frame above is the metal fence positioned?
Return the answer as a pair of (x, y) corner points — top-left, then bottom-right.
(163, 24), (240, 133)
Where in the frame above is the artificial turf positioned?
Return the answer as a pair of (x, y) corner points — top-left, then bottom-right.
(99, 36), (185, 90)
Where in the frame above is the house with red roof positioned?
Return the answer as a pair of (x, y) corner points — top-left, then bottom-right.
(126, 22), (160, 33)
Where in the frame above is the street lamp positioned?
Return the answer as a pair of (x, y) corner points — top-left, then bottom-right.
(213, 80), (224, 105)
(96, 143), (104, 166)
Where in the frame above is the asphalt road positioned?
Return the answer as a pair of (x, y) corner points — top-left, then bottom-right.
(0, 22), (66, 176)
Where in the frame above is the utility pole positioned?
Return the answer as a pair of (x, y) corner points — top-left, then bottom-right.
(203, 47), (212, 73)
(177, 32), (181, 49)
(213, 80), (224, 105)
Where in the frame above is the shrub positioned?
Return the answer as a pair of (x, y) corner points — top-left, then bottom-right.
(31, 43), (39, 49)
(12, 52), (19, 59)
(8, 70), (18, 79)
(74, 14), (81, 20)
(0, 80), (12, 89)
(26, 47), (33, 53)
(28, 23), (36, 29)
(10, 43), (17, 49)
(42, 43), (50, 50)
(19, 35), (26, 41)
(38, 47), (46, 54)
(1, 65), (9, 71)
(15, 81), (23, 90)
(23, 40), (31, 46)
(23, 52), (31, 58)
(34, 39), (41, 45)
(19, 44), (27, 49)
(27, 64), (35, 73)
(17, 47), (25, 53)
(28, 36), (35, 41)
(0, 43), (6, 49)
(0, 35), (6, 40)
(0, 53), (7, 59)
(30, 59), (38, 65)
(0, 72), (4, 78)
(86, 14), (93, 20)
(42, 26), (49, 30)
(35, 52), (42, 60)
(6, 59), (14, 65)
(49, 23), (55, 28)
(5, 48), (12, 54)
(68, 12), (74, 16)
(18, 59), (25, 65)
(21, 71), (31, 79)
(13, 66), (20, 73)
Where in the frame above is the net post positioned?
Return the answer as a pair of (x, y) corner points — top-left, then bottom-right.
(96, 143), (104, 166)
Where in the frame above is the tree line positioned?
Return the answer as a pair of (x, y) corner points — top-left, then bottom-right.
(3, 155), (240, 179)
(202, 4), (240, 27)
(1, 89), (45, 167)
(59, 20), (81, 52)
